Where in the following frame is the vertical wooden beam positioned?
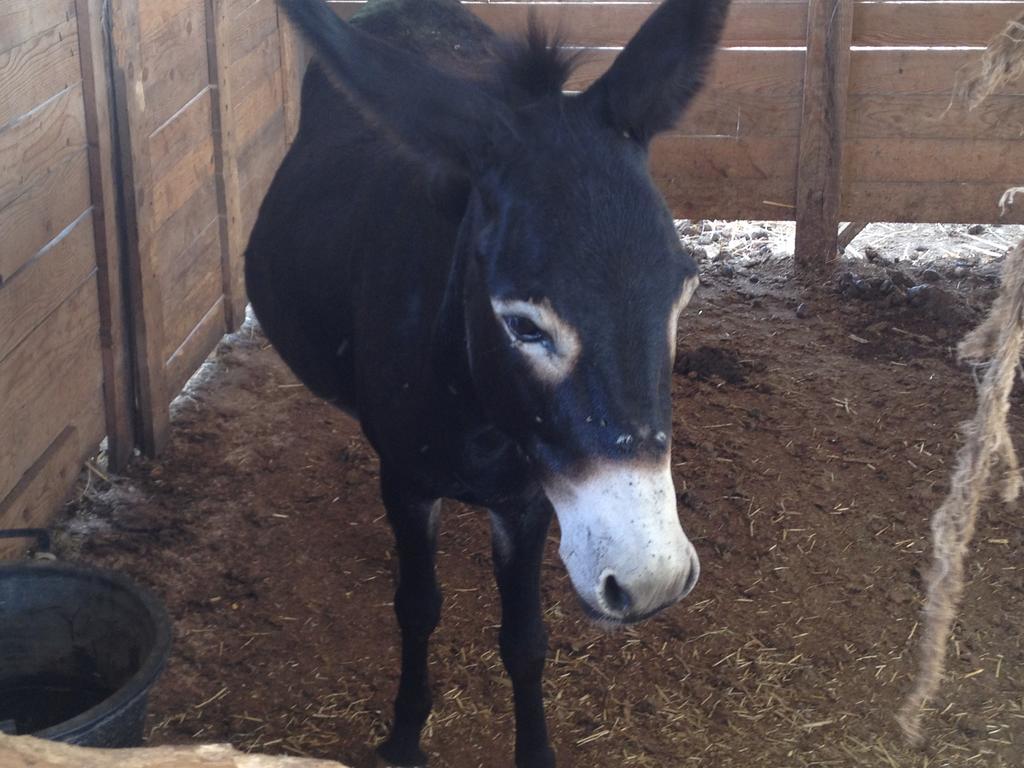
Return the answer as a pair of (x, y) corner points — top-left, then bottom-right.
(794, 0), (854, 272)
(74, 0), (137, 470)
(206, 0), (247, 332)
(277, 6), (307, 144)
(109, 0), (171, 456)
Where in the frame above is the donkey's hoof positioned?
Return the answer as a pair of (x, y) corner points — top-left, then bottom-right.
(376, 738), (427, 768)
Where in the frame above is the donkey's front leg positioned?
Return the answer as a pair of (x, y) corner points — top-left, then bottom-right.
(377, 467), (442, 767)
(490, 497), (557, 768)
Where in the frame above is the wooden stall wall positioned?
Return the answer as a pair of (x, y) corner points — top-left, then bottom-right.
(327, 0), (808, 221)
(218, 0), (294, 332)
(110, 0), (227, 455)
(845, 3), (1024, 224)
(109, 0), (296, 455)
(0, 0), (296, 548)
(0, 0), (132, 554)
(325, 0), (1024, 250)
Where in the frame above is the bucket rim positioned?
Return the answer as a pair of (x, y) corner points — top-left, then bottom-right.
(0, 561), (172, 742)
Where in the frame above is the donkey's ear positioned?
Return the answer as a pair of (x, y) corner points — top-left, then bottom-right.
(280, 0), (517, 173)
(582, 0), (731, 144)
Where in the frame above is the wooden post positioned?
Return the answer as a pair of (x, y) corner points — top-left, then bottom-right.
(277, 6), (307, 144)
(794, 0), (854, 272)
(108, 0), (171, 456)
(206, 0), (247, 332)
(73, 0), (136, 470)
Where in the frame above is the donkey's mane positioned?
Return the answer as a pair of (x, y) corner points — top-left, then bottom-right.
(494, 16), (580, 103)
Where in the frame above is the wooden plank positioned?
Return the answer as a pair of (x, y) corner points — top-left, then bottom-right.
(277, 2), (305, 142)
(164, 296), (226, 398)
(110, 0), (171, 456)
(209, 0), (247, 332)
(150, 179), (220, 275)
(227, 27), (280, 107)
(566, 47), (804, 101)
(0, 82), (88, 209)
(659, 177), (797, 221)
(312, 16), (807, 139)
(0, 16), (81, 128)
(227, 0), (279, 64)
(235, 106), (286, 191)
(237, 129), (289, 242)
(148, 87), (215, 181)
(845, 138), (1024, 184)
(794, 0), (854, 271)
(470, 0), (808, 46)
(306, 12), (1024, 101)
(0, 0), (76, 54)
(137, 0), (196, 41)
(160, 219), (224, 359)
(0, 149), (92, 284)
(565, 47), (802, 95)
(226, 0), (263, 17)
(850, 49), (1024, 96)
(140, 0), (210, 133)
(238, 165), (274, 245)
(847, 94), (1024, 141)
(650, 135), (798, 182)
(842, 181), (1024, 224)
(149, 134), (216, 231)
(677, 91), (802, 138)
(0, 426), (80, 559)
(157, 212), (219, 299)
(232, 68), (284, 145)
(327, 0), (810, 46)
(854, 2), (1024, 47)
(0, 732), (354, 767)
(568, 49), (806, 138)
(75, 0), (137, 468)
(0, 209), (96, 363)
(0, 277), (104, 501)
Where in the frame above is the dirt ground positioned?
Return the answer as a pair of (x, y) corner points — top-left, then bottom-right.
(54, 223), (1024, 767)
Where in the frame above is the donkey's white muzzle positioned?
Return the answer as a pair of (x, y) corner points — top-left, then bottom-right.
(544, 459), (698, 623)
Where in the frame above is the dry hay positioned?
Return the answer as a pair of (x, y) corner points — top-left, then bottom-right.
(951, 13), (1024, 111)
(897, 239), (1024, 744)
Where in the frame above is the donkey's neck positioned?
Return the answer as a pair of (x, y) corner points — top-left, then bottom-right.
(411, 208), (534, 506)
(429, 209), (477, 402)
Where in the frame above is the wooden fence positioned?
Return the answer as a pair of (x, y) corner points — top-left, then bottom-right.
(0, 0), (301, 550)
(332, 0), (1024, 263)
(1, 0), (1022, 546)
(1, 0), (129, 550)
(108, 0), (300, 454)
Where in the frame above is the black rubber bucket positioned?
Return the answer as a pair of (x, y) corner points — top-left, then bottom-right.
(0, 557), (171, 746)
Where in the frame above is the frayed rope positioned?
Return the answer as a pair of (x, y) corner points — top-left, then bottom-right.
(897, 240), (1024, 744)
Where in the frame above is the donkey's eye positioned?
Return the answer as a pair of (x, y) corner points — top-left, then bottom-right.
(505, 315), (550, 345)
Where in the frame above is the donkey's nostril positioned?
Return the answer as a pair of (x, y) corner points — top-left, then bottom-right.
(600, 573), (632, 615)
